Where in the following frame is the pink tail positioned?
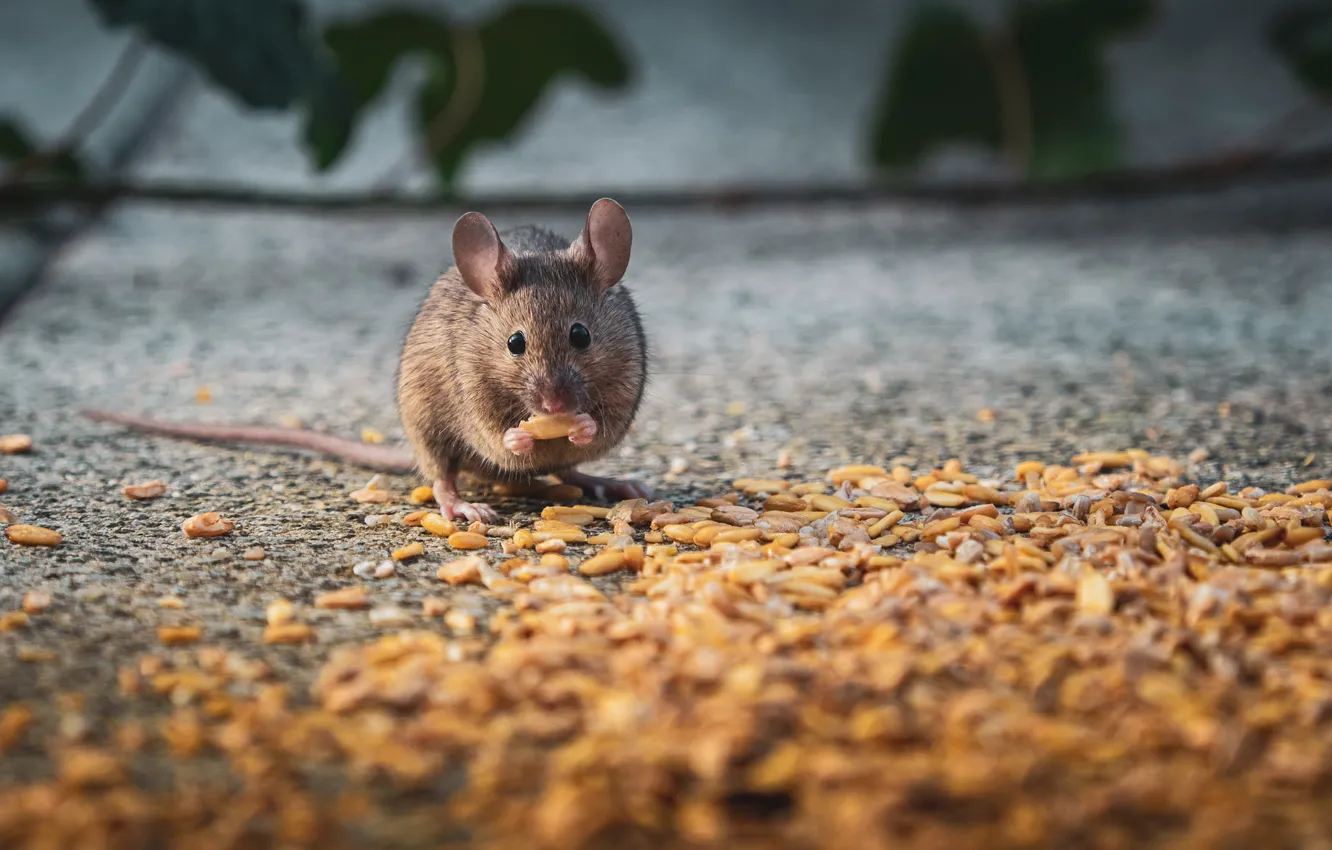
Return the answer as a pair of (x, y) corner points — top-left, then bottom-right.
(81, 409), (416, 473)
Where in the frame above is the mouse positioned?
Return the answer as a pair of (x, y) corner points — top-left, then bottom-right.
(82, 197), (652, 523)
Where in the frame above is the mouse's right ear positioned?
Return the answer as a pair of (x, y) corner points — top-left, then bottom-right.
(452, 212), (511, 301)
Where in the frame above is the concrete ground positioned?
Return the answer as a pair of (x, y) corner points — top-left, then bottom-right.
(4, 183), (1332, 840)
(4, 0), (1332, 845)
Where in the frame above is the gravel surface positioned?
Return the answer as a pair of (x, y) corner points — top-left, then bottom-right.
(2, 186), (1332, 845)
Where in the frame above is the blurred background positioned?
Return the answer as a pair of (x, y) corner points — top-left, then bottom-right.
(3, 0), (1332, 318)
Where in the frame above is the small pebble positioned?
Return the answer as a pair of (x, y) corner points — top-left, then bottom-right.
(352, 561), (376, 579)
(368, 606), (413, 627)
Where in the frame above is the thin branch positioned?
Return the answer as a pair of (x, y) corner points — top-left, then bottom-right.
(4, 145), (1332, 216)
(1198, 98), (1332, 171)
(372, 26), (486, 191)
(1, 36), (147, 188)
(985, 28), (1032, 179)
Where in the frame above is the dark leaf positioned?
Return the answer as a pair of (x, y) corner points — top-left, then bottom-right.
(0, 117), (84, 182)
(1269, 2), (1332, 96)
(300, 72), (363, 172)
(867, 0), (1153, 181)
(0, 119), (38, 163)
(1013, 0), (1153, 180)
(867, 4), (1002, 174)
(417, 3), (633, 188)
(84, 0), (323, 110)
(302, 10), (458, 172)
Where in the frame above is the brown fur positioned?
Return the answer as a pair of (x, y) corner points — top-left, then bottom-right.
(397, 222), (647, 484)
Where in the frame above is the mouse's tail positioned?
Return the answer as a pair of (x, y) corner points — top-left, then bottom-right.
(81, 408), (417, 473)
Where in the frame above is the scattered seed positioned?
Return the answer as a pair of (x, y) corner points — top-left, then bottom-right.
(0, 612), (29, 631)
(21, 591), (51, 614)
(313, 587), (370, 610)
(448, 531), (488, 550)
(157, 626), (201, 646)
(361, 428), (385, 444)
(263, 623), (314, 644)
(579, 549), (628, 577)
(1077, 569), (1115, 615)
(439, 556), (484, 585)
(368, 606), (413, 627)
(542, 507), (598, 526)
(242, 546), (266, 561)
(17, 646), (55, 663)
(5, 524), (61, 546)
(0, 435), (33, 454)
(266, 599), (295, 625)
(409, 486), (435, 505)
(121, 480), (167, 500)
(182, 512), (234, 539)
(349, 476), (390, 504)
(392, 542), (424, 562)
(421, 513), (457, 537)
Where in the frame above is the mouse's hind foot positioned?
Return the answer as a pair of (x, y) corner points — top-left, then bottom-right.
(556, 469), (652, 502)
(433, 476), (498, 524)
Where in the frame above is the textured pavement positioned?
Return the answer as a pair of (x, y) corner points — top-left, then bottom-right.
(4, 0), (1332, 843)
(3, 182), (1332, 844)
(6, 184), (1332, 653)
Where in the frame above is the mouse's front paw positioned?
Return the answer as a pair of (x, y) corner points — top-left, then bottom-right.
(451, 501), (498, 524)
(567, 413), (598, 446)
(503, 427), (535, 455)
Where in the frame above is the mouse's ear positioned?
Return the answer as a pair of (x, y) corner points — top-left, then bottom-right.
(569, 198), (632, 293)
(452, 212), (511, 301)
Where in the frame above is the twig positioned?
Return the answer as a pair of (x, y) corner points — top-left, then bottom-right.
(1198, 98), (1332, 171)
(985, 28), (1032, 179)
(4, 145), (1332, 216)
(372, 26), (486, 191)
(1, 36), (147, 188)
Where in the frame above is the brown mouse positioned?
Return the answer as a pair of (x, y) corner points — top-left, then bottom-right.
(82, 198), (651, 522)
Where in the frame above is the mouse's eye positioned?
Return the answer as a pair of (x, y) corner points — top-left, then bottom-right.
(507, 331), (526, 356)
(569, 323), (591, 351)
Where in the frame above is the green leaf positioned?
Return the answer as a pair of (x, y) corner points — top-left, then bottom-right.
(867, 0), (1154, 181)
(1269, 2), (1332, 96)
(0, 117), (84, 182)
(416, 3), (633, 188)
(0, 119), (38, 163)
(301, 10), (459, 172)
(1012, 0), (1153, 180)
(300, 72), (363, 172)
(867, 4), (1002, 174)
(84, 0), (324, 110)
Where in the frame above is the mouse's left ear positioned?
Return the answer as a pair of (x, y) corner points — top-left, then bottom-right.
(569, 198), (632, 293)
(453, 212), (515, 302)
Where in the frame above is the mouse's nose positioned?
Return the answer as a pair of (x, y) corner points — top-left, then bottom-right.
(539, 393), (567, 414)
